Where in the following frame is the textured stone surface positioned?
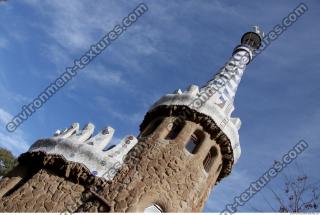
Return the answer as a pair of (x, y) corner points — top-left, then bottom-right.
(0, 169), (84, 212)
(140, 104), (234, 181)
(79, 116), (224, 212)
(0, 152), (107, 212)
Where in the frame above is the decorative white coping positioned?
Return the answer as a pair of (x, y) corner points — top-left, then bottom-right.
(149, 48), (254, 164)
(28, 122), (138, 181)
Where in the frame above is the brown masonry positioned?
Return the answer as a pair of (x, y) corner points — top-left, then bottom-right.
(0, 105), (235, 212)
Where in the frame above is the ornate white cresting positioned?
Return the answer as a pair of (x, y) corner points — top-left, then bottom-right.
(28, 122), (137, 181)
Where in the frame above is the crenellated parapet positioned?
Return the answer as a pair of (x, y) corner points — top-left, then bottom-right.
(28, 122), (138, 180)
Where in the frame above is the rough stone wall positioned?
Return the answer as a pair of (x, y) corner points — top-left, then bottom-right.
(140, 105), (235, 181)
(0, 164), (31, 200)
(0, 152), (107, 212)
(79, 116), (223, 212)
(0, 169), (84, 212)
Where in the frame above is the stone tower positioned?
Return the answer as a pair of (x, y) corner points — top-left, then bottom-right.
(0, 27), (263, 212)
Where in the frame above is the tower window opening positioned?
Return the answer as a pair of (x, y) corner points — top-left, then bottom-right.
(141, 118), (163, 137)
(203, 146), (218, 172)
(144, 203), (164, 213)
(185, 130), (203, 154)
(165, 119), (185, 140)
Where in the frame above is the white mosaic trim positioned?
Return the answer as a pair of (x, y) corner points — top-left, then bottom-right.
(28, 122), (137, 180)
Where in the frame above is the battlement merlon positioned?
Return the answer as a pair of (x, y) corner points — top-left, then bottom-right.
(27, 122), (138, 181)
(146, 26), (264, 165)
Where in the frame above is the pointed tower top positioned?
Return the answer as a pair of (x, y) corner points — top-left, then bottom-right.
(148, 27), (265, 169)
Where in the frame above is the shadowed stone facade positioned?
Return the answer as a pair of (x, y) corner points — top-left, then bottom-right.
(0, 152), (107, 212)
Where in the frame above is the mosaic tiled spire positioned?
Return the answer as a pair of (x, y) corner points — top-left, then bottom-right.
(150, 26), (264, 164)
(200, 25), (264, 117)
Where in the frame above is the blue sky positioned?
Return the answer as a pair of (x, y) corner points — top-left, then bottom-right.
(0, 0), (319, 212)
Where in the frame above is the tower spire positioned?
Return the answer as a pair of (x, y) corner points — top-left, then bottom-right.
(150, 26), (264, 165)
(200, 26), (264, 116)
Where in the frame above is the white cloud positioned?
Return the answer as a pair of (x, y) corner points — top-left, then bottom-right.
(94, 96), (143, 124)
(0, 66), (30, 105)
(19, 0), (201, 70)
(0, 108), (12, 124)
(84, 64), (126, 87)
(21, 0), (157, 83)
(0, 37), (8, 48)
(0, 108), (29, 156)
(22, 0), (126, 52)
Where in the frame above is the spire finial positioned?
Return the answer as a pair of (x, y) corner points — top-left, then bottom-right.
(240, 25), (264, 51)
(253, 25), (265, 38)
